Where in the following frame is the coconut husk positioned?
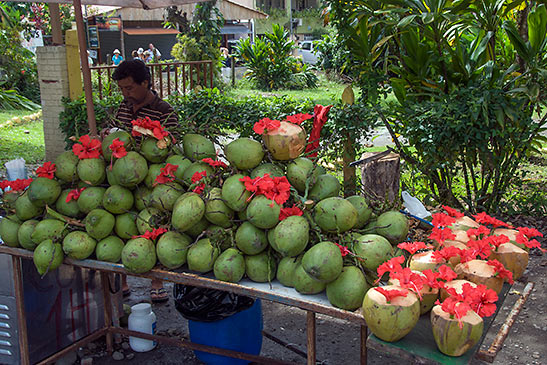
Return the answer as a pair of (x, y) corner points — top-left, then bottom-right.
(409, 250), (442, 272)
(454, 260), (503, 294)
(492, 228), (528, 251)
(452, 216), (480, 230)
(430, 305), (484, 357)
(440, 279), (478, 301)
(262, 122), (306, 160)
(389, 276), (439, 315)
(442, 240), (468, 267)
(489, 242), (529, 280)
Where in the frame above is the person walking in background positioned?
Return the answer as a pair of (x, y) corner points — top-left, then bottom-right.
(112, 49), (123, 65)
(131, 50), (140, 60)
(148, 43), (161, 62)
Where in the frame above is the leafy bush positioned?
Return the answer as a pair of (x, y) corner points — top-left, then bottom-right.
(314, 27), (351, 76)
(235, 24), (318, 90)
(0, 89), (40, 110)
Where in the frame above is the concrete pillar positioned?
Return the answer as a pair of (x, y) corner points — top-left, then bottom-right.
(36, 46), (70, 161)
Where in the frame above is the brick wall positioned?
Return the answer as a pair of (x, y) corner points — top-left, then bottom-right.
(36, 46), (69, 161)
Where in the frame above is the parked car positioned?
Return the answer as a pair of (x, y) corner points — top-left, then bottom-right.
(297, 40), (319, 65)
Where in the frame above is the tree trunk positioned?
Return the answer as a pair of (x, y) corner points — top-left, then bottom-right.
(343, 133), (356, 197)
(360, 152), (400, 207)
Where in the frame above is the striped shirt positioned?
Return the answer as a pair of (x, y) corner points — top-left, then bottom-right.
(112, 91), (179, 137)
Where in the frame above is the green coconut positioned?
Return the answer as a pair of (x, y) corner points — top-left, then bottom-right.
(187, 238), (219, 273)
(206, 225), (232, 251)
(172, 192), (205, 232)
(286, 157), (324, 193)
(430, 305), (484, 357)
(185, 217), (211, 238)
(133, 186), (153, 211)
(54, 150), (80, 182)
(85, 209), (115, 240)
(181, 162), (213, 186)
(151, 182), (183, 211)
(251, 163), (284, 178)
(15, 192), (43, 220)
(214, 248), (246, 283)
(225, 138), (264, 170)
(112, 151), (148, 188)
(375, 211), (410, 244)
(221, 174), (252, 212)
(33, 239), (64, 275)
(122, 238), (157, 274)
(235, 222), (268, 255)
(362, 285), (421, 342)
(27, 177), (62, 207)
(353, 234), (393, 272)
(272, 215), (309, 257)
(77, 187), (106, 214)
(293, 263), (326, 295)
(101, 130), (133, 161)
(308, 174), (341, 202)
(77, 158), (106, 186)
(326, 266), (370, 310)
(95, 236), (125, 263)
(313, 197), (358, 233)
(102, 185), (134, 214)
(346, 196), (373, 229)
(106, 168), (120, 186)
(136, 208), (161, 234)
(245, 251), (277, 283)
(0, 215), (22, 247)
(183, 133), (216, 161)
(247, 195), (280, 229)
(18, 219), (39, 250)
(31, 219), (67, 244)
(140, 137), (169, 163)
(55, 190), (81, 218)
(204, 187), (234, 228)
(115, 212), (140, 239)
(143, 163), (164, 188)
(276, 255), (302, 288)
(165, 155), (192, 181)
(302, 241), (343, 283)
(62, 231), (97, 260)
(156, 231), (191, 269)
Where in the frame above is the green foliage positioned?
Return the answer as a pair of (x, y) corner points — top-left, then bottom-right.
(314, 28), (350, 74)
(0, 89), (39, 110)
(235, 24), (318, 90)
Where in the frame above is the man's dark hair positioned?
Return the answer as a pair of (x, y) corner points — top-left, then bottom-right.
(112, 60), (151, 88)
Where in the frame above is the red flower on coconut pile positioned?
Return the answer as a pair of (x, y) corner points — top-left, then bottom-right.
(484, 234), (510, 250)
(109, 138), (127, 159)
(202, 158), (227, 169)
(435, 296), (473, 329)
(66, 187), (86, 203)
(466, 225), (491, 239)
(465, 239), (493, 260)
(375, 287), (409, 304)
(437, 264), (458, 282)
(515, 230), (545, 251)
(253, 118), (281, 135)
(279, 205), (303, 221)
(397, 241), (428, 255)
(131, 117), (169, 140)
(154, 163), (178, 186)
(432, 246), (461, 263)
(443, 205), (464, 218)
(421, 269), (446, 290)
(389, 268), (424, 299)
(284, 113), (313, 125)
(133, 227), (167, 240)
(305, 104), (332, 158)
(0, 178), (33, 192)
(487, 259), (514, 284)
(375, 255), (405, 283)
(431, 212), (456, 227)
(239, 174), (291, 206)
(428, 226), (456, 245)
(191, 171), (207, 194)
(461, 283), (498, 318)
(36, 161), (56, 179)
(72, 135), (102, 159)
(0, 180), (10, 192)
(334, 243), (351, 257)
(472, 212), (509, 228)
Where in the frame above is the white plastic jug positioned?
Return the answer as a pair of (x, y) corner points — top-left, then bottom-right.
(128, 303), (157, 352)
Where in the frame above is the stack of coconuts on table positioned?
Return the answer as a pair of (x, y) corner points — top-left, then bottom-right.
(0, 116), (541, 357)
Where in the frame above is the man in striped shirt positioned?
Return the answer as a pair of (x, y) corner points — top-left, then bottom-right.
(111, 60), (179, 135)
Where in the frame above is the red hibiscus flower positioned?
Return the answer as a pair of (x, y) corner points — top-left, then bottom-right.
(191, 171), (207, 194)
(472, 212), (508, 228)
(466, 239), (492, 260)
(201, 158), (227, 169)
(461, 283), (498, 318)
(65, 187), (86, 203)
(390, 268), (424, 299)
(253, 118), (281, 135)
(35, 161), (56, 179)
(109, 138), (127, 159)
(239, 174), (291, 206)
(421, 269), (444, 289)
(466, 225), (491, 238)
(279, 205), (303, 221)
(516, 226), (543, 239)
(285, 113), (313, 125)
(305, 104), (332, 157)
(437, 296), (472, 329)
(132, 227), (167, 241)
(437, 265), (457, 282)
(72, 135), (102, 159)
(131, 117), (169, 140)
(432, 246), (461, 263)
(0, 180), (10, 192)
(154, 163), (179, 186)
(397, 241), (427, 255)
(429, 226), (456, 245)
(487, 259), (514, 284)
(443, 206), (464, 218)
(485, 234), (510, 250)
(375, 287), (408, 303)
(334, 243), (351, 257)
(6, 178), (33, 192)
(431, 212), (456, 227)
(375, 255), (405, 282)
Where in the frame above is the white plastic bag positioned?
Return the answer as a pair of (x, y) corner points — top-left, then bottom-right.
(402, 191), (431, 219)
(4, 158), (27, 181)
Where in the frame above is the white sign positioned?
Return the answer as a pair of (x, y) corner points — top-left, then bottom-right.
(20, 29), (44, 54)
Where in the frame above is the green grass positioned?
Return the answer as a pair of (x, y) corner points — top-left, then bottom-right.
(0, 109), (37, 124)
(0, 118), (45, 166)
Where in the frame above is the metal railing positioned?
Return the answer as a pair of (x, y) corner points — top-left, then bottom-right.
(90, 60), (215, 100)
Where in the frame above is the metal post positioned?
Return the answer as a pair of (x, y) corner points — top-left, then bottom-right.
(72, 0), (98, 136)
(12, 256), (30, 365)
(306, 311), (316, 365)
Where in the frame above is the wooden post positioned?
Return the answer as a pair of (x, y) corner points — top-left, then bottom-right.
(49, 4), (63, 45)
(65, 29), (83, 100)
(306, 311), (316, 365)
(360, 152), (401, 207)
(100, 272), (113, 354)
(12, 256), (30, 365)
(360, 325), (368, 365)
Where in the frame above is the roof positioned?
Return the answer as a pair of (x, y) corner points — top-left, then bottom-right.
(123, 28), (180, 35)
(14, 0), (206, 9)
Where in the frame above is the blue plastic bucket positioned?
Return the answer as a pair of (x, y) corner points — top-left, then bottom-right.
(188, 299), (263, 365)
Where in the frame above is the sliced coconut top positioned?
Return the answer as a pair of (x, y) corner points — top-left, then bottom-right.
(495, 242), (527, 255)
(443, 279), (478, 294)
(410, 250), (443, 268)
(444, 240), (468, 249)
(265, 121), (305, 136)
(369, 285), (419, 307)
(454, 216), (480, 229)
(452, 229), (471, 243)
(389, 271), (440, 295)
(431, 305), (483, 325)
(455, 260), (496, 278)
(492, 228), (518, 241)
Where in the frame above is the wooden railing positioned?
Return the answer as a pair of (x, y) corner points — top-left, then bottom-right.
(90, 60), (214, 100)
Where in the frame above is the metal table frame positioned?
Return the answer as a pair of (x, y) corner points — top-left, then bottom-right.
(2, 245), (532, 365)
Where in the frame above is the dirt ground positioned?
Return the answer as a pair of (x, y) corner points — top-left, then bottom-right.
(72, 216), (546, 365)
